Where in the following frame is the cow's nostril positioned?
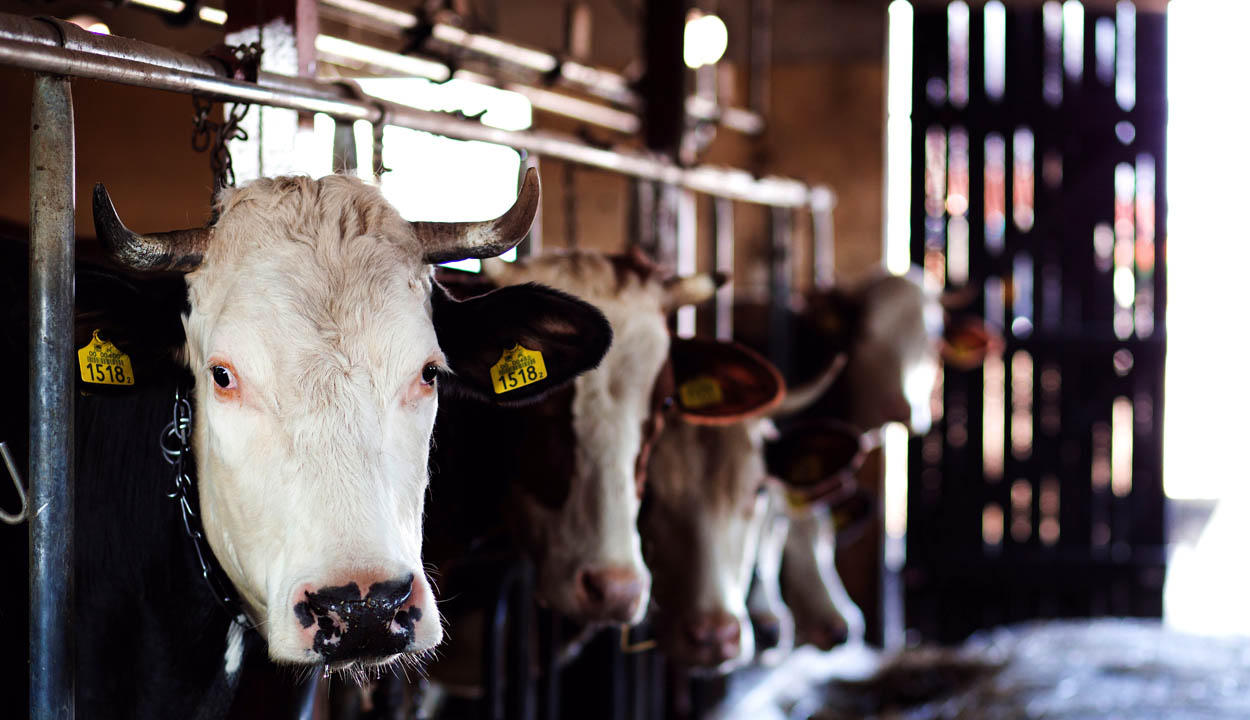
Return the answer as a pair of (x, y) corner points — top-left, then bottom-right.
(580, 569), (607, 604)
(575, 566), (645, 621)
(367, 573), (415, 612)
(752, 615), (782, 650)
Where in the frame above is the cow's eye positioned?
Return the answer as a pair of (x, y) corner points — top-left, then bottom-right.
(421, 364), (440, 385)
(211, 365), (235, 389)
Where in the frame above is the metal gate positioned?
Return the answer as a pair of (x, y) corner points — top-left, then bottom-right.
(904, 1), (1168, 643)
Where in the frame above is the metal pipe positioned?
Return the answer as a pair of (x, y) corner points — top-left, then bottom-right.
(713, 196), (735, 340)
(0, 13), (815, 207)
(768, 206), (793, 377)
(317, 0), (764, 133)
(811, 185), (837, 290)
(28, 73), (76, 720)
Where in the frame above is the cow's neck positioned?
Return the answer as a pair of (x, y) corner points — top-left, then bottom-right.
(74, 376), (250, 719)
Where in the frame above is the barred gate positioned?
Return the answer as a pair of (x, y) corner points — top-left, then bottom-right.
(904, 1), (1167, 643)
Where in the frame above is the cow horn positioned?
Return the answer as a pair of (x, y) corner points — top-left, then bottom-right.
(93, 184), (211, 272)
(770, 353), (847, 418)
(413, 167), (540, 265)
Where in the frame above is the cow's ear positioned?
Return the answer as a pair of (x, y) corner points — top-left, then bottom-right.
(940, 315), (1000, 370)
(432, 281), (613, 406)
(764, 420), (865, 504)
(669, 338), (784, 425)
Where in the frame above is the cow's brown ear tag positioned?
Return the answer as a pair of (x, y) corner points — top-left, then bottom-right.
(490, 344), (547, 394)
(78, 329), (135, 386)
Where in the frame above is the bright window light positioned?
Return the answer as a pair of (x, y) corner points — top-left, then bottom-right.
(1164, 0), (1250, 639)
(1162, 0), (1250, 502)
(357, 78), (532, 272)
(683, 12), (729, 69)
(885, 1), (914, 276)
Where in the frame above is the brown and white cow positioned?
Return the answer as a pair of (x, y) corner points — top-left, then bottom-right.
(90, 169), (608, 674)
(742, 417), (873, 663)
(641, 352), (851, 673)
(799, 269), (996, 438)
(426, 250), (723, 627)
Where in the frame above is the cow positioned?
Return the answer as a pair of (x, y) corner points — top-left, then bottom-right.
(641, 353), (855, 674)
(424, 249), (723, 629)
(2, 168), (615, 718)
(787, 269), (995, 438)
(746, 418), (873, 659)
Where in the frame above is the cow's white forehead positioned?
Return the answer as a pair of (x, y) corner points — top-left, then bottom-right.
(651, 419), (770, 506)
(184, 175), (438, 397)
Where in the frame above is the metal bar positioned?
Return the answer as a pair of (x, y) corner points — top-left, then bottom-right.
(517, 156), (543, 258)
(674, 188), (698, 338)
(319, 0), (633, 107)
(28, 73), (75, 720)
(810, 185), (836, 290)
(713, 196), (734, 340)
(0, 13), (816, 208)
(122, 0), (765, 135)
(768, 207), (793, 378)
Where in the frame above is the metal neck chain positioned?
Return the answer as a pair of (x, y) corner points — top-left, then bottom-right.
(192, 95), (250, 196)
(160, 385), (248, 628)
(191, 42), (262, 196)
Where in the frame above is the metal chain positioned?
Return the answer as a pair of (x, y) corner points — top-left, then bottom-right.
(191, 42), (262, 194)
(160, 385), (248, 627)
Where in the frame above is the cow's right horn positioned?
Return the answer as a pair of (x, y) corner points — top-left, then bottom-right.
(413, 167), (540, 265)
(93, 184), (211, 272)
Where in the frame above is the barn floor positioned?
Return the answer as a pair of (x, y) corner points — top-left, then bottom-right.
(715, 619), (1250, 720)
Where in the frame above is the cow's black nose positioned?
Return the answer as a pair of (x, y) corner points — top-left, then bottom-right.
(294, 574), (420, 662)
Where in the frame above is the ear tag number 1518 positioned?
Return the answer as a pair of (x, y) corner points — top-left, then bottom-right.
(78, 329), (135, 386)
(491, 344), (548, 394)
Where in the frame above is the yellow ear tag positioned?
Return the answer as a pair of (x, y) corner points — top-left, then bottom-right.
(678, 376), (723, 409)
(491, 344), (548, 394)
(78, 330), (135, 386)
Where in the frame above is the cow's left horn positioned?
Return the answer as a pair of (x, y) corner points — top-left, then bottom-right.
(770, 353), (847, 418)
(413, 167), (540, 265)
(93, 184), (211, 272)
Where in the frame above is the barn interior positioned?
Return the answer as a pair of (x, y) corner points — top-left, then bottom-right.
(0, 0), (1245, 718)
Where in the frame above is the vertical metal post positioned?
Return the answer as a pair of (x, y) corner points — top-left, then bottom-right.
(330, 118), (358, 175)
(768, 206), (793, 378)
(29, 73), (76, 720)
(674, 188), (697, 338)
(632, 179), (658, 258)
(517, 155), (543, 258)
(713, 197), (734, 340)
(810, 186), (836, 291)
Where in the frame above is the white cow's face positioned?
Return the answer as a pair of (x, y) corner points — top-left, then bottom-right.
(93, 169), (541, 672)
(642, 418), (774, 673)
(182, 177), (445, 667)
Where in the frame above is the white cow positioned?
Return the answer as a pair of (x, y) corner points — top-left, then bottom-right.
(91, 169), (573, 672)
(642, 353), (847, 673)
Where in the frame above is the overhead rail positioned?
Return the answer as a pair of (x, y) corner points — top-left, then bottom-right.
(126, 0), (766, 135)
(317, 0), (768, 134)
(0, 13), (830, 209)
